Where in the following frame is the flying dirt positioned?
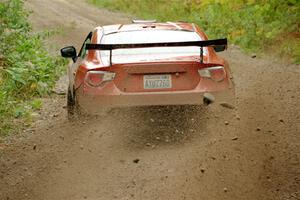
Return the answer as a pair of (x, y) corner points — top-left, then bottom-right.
(0, 0), (299, 200)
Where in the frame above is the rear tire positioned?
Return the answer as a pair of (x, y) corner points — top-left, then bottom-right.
(67, 87), (77, 120)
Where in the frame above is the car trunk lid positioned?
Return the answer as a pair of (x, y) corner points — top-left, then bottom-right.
(112, 62), (201, 93)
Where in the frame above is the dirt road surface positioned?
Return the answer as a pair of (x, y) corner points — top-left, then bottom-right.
(0, 0), (299, 200)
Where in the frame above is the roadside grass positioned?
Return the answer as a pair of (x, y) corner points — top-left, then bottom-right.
(89, 0), (300, 63)
(0, 0), (66, 137)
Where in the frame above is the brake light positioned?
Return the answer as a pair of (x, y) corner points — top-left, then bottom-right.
(85, 71), (115, 87)
(198, 66), (226, 82)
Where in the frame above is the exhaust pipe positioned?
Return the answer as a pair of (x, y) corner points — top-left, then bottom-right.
(203, 93), (215, 105)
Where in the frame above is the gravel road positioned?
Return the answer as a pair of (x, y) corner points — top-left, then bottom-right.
(0, 0), (299, 200)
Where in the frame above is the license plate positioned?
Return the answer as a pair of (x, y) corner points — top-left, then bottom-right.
(143, 74), (172, 89)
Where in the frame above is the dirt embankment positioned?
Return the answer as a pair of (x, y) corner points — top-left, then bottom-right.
(0, 0), (299, 200)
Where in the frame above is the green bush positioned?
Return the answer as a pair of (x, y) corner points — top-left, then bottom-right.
(89, 0), (300, 63)
(0, 0), (66, 136)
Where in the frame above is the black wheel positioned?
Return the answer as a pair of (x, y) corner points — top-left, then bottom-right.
(67, 87), (77, 119)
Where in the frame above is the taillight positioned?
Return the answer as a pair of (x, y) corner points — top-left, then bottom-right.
(85, 71), (115, 87)
(198, 66), (226, 82)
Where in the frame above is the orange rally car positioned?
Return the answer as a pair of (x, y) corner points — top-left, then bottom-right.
(61, 20), (234, 116)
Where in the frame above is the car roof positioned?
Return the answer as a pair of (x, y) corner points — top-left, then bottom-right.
(97, 22), (197, 35)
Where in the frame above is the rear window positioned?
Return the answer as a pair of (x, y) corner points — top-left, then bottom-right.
(100, 30), (206, 64)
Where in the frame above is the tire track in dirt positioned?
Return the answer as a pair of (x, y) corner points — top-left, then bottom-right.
(0, 0), (299, 200)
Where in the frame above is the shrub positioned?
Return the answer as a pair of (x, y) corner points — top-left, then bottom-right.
(0, 0), (66, 136)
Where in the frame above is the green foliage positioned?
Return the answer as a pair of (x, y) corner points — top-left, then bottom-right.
(0, 0), (66, 136)
(89, 0), (300, 63)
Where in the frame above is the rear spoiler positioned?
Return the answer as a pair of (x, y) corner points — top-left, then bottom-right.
(86, 38), (227, 65)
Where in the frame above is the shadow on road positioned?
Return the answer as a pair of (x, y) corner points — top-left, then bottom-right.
(107, 105), (209, 150)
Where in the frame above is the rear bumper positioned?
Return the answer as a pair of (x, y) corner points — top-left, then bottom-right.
(76, 84), (235, 113)
(79, 90), (204, 107)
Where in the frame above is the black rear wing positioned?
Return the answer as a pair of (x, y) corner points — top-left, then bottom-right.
(86, 38), (227, 65)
